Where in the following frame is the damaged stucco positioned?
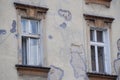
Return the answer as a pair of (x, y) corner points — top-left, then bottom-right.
(0, 0), (120, 80)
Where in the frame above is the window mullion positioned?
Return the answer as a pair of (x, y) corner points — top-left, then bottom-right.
(26, 38), (29, 65)
(28, 20), (31, 34)
(36, 40), (38, 65)
(95, 30), (99, 72)
(94, 30), (97, 42)
(28, 20), (31, 65)
(95, 45), (99, 72)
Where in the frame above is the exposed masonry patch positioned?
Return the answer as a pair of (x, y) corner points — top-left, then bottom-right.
(0, 29), (6, 35)
(60, 22), (67, 29)
(58, 9), (72, 21)
(48, 65), (64, 80)
(10, 20), (16, 33)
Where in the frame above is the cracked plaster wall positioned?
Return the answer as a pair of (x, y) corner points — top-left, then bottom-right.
(0, 0), (120, 80)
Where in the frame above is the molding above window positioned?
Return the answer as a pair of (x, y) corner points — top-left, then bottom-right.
(87, 72), (117, 80)
(84, 14), (114, 28)
(85, 0), (112, 8)
(15, 64), (50, 77)
(14, 2), (48, 19)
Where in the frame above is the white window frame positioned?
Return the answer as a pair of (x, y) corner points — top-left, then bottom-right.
(90, 27), (111, 74)
(21, 18), (43, 66)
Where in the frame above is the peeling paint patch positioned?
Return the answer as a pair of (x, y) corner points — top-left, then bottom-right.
(48, 65), (64, 80)
(15, 33), (19, 39)
(58, 9), (72, 21)
(70, 44), (88, 79)
(60, 22), (67, 29)
(0, 29), (7, 35)
(117, 39), (120, 51)
(114, 39), (120, 79)
(48, 35), (53, 39)
(10, 20), (16, 33)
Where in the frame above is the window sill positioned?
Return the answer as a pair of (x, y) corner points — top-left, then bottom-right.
(87, 72), (117, 80)
(15, 64), (50, 77)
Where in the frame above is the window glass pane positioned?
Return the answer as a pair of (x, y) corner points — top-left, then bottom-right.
(90, 30), (95, 41)
(97, 31), (103, 42)
(21, 19), (28, 33)
(30, 20), (39, 34)
(29, 38), (39, 65)
(22, 37), (28, 65)
(91, 46), (96, 71)
(98, 46), (105, 73)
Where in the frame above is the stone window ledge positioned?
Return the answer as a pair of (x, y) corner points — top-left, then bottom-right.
(85, 0), (112, 8)
(15, 64), (50, 77)
(87, 72), (117, 80)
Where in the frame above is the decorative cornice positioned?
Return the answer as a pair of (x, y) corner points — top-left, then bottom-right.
(14, 2), (48, 19)
(84, 14), (114, 28)
(15, 64), (50, 77)
(85, 0), (112, 8)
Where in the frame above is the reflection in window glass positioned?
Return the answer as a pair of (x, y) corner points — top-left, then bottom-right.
(21, 18), (40, 66)
(30, 20), (38, 34)
(29, 39), (39, 65)
(21, 19), (28, 33)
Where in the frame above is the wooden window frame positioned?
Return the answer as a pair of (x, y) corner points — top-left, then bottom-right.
(90, 28), (108, 73)
(14, 2), (50, 76)
(21, 19), (41, 66)
(84, 14), (114, 74)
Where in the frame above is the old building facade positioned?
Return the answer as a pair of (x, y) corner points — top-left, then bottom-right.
(0, 0), (120, 80)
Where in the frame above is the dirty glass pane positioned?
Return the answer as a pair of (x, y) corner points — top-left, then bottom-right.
(21, 19), (28, 33)
(97, 31), (103, 42)
(22, 37), (28, 65)
(98, 46), (105, 73)
(30, 20), (39, 34)
(91, 46), (96, 71)
(90, 30), (95, 41)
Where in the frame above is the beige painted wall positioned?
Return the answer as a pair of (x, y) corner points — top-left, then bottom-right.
(0, 0), (120, 80)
